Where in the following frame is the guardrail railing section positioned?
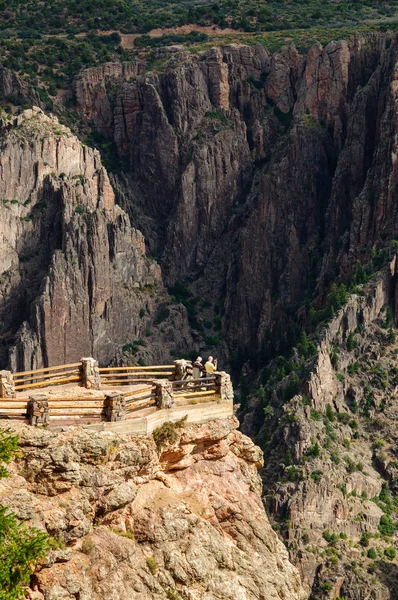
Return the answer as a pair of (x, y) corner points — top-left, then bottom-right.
(0, 358), (233, 427)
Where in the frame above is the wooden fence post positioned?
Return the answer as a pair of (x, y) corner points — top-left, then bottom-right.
(81, 357), (101, 389)
(27, 394), (49, 426)
(154, 379), (174, 409)
(104, 392), (126, 421)
(214, 371), (234, 403)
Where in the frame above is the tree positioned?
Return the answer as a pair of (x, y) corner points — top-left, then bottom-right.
(354, 260), (367, 285)
(0, 428), (48, 600)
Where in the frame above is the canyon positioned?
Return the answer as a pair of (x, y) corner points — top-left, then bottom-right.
(1, 27), (398, 600)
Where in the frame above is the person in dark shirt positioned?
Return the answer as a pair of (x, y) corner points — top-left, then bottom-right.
(192, 356), (205, 379)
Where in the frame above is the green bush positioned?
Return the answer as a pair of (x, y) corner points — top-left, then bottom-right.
(287, 466), (303, 482)
(321, 581), (333, 593)
(325, 404), (335, 422)
(146, 556), (158, 574)
(323, 530), (338, 545)
(378, 514), (396, 536)
(310, 409), (322, 421)
(152, 416), (187, 449)
(307, 442), (320, 458)
(347, 331), (358, 352)
(0, 428), (49, 598)
(367, 547), (377, 559)
(360, 532), (371, 547)
(384, 546), (396, 560)
(311, 470), (322, 483)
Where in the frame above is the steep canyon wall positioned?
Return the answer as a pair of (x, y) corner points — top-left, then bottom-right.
(74, 33), (398, 354)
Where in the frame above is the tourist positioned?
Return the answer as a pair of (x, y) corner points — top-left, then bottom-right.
(204, 356), (217, 375)
(192, 356), (205, 379)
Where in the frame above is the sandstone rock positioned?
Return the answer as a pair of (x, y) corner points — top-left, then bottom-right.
(0, 420), (306, 600)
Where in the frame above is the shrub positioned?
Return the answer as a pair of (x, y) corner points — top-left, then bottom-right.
(360, 532), (371, 547)
(347, 331), (358, 352)
(384, 547), (396, 561)
(323, 530), (338, 545)
(307, 442), (320, 458)
(263, 405), (275, 420)
(325, 404), (335, 422)
(347, 362), (359, 376)
(344, 456), (363, 473)
(287, 466), (303, 482)
(311, 470), (322, 483)
(146, 556), (158, 574)
(310, 409), (322, 421)
(321, 581), (333, 593)
(367, 547), (377, 559)
(378, 514), (396, 536)
(81, 537), (95, 554)
(0, 428), (49, 597)
(152, 417), (187, 449)
(205, 109), (231, 126)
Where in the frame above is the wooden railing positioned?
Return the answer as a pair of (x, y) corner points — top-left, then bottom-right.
(0, 358), (233, 428)
(99, 365), (174, 386)
(172, 376), (217, 399)
(124, 386), (156, 417)
(0, 385), (157, 422)
(13, 363), (82, 391)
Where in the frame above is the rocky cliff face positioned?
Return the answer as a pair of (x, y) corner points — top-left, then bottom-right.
(240, 260), (398, 598)
(0, 418), (306, 600)
(0, 107), (192, 370)
(73, 33), (398, 354)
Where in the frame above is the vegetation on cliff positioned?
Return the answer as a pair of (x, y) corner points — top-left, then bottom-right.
(0, 428), (48, 599)
(0, 0), (398, 104)
(240, 261), (398, 598)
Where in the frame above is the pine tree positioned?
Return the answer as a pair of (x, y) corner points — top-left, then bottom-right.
(354, 260), (367, 285)
(0, 428), (48, 600)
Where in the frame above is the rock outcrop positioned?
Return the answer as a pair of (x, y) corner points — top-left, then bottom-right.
(0, 65), (43, 108)
(0, 107), (192, 370)
(0, 418), (306, 600)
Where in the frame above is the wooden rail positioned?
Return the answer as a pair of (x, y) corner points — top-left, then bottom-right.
(0, 358), (229, 427)
(13, 362), (82, 391)
(13, 363), (81, 377)
(99, 366), (174, 372)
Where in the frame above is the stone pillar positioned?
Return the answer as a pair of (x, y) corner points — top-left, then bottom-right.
(215, 372), (234, 403)
(27, 394), (49, 426)
(154, 379), (174, 409)
(104, 392), (126, 422)
(0, 371), (15, 398)
(173, 359), (189, 381)
(81, 357), (101, 390)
